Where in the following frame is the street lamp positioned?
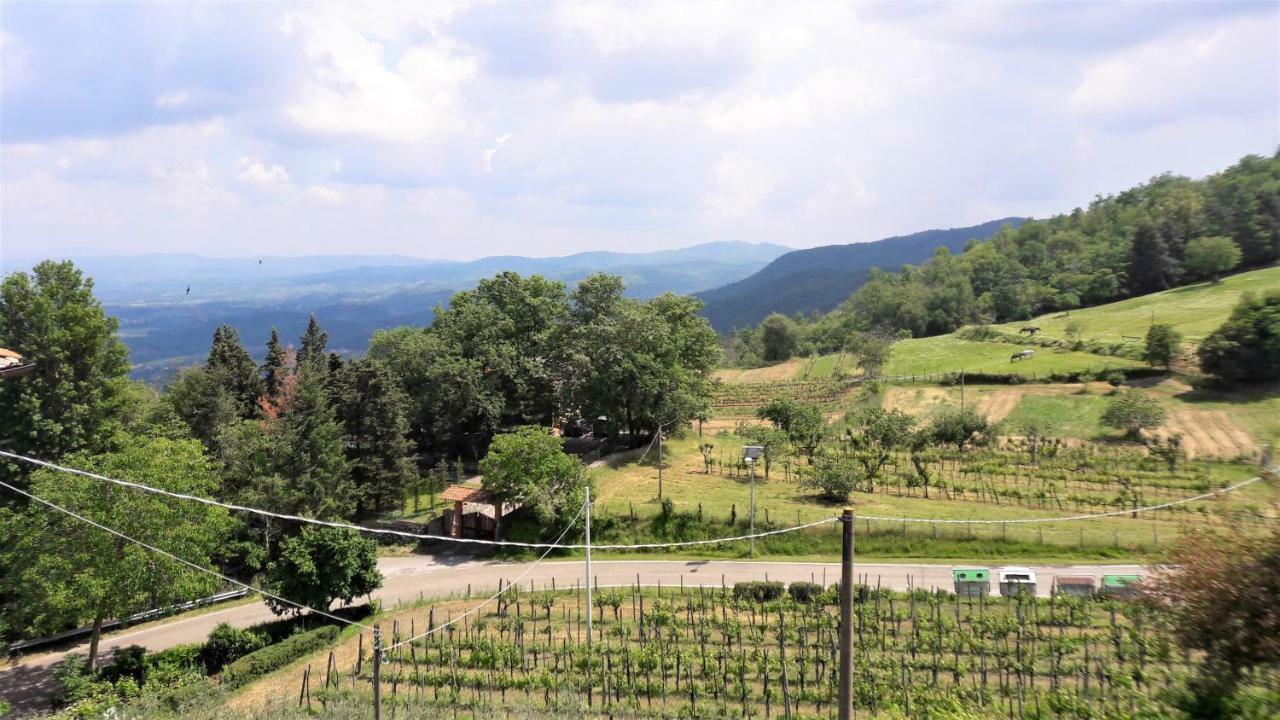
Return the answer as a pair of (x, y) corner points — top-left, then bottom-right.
(743, 445), (764, 555)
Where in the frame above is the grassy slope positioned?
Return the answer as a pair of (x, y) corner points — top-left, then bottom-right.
(589, 434), (1271, 562)
(990, 265), (1280, 343)
(793, 335), (1144, 380)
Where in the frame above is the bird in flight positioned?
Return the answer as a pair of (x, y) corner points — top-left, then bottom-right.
(185, 285), (191, 296)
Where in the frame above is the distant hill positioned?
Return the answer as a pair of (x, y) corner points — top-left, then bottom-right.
(0, 241), (791, 382)
(696, 219), (1026, 331)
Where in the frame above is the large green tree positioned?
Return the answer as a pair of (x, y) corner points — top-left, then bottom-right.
(1184, 236), (1243, 283)
(296, 315), (329, 372)
(261, 327), (289, 400)
(166, 365), (239, 452)
(278, 368), (353, 520)
(479, 426), (587, 529)
(207, 324), (262, 418)
(1101, 391), (1167, 439)
(264, 526), (381, 617)
(0, 261), (130, 493)
(758, 313), (799, 362)
(1198, 291), (1280, 384)
(0, 436), (232, 671)
(331, 358), (417, 517)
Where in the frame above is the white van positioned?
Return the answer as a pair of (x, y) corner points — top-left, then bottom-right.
(998, 567), (1037, 597)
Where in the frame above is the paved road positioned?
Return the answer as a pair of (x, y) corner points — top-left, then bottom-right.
(0, 556), (1143, 714)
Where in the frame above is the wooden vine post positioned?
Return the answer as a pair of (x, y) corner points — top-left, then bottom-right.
(372, 624), (383, 720)
(839, 506), (855, 720)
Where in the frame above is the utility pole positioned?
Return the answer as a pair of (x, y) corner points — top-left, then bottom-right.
(372, 625), (383, 720)
(960, 368), (966, 413)
(749, 458), (757, 556)
(584, 487), (593, 648)
(744, 445), (763, 556)
(838, 507), (855, 720)
(658, 430), (664, 499)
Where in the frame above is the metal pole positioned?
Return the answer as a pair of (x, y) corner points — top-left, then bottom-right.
(839, 507), (855, 720)
(584, 487), (592, 647)
(749, 459), (756, 556)
(372, 625), (382, 720)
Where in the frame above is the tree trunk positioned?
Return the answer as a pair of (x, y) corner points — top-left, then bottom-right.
(86, 612), (106, 673)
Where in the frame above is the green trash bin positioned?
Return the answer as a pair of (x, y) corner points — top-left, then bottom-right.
(953, 567), (990, 597)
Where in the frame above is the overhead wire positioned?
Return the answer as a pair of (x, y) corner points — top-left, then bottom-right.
(0, 478), (375, 630)
(385, 500), (586, 651)
(1, 451), (1266, 548)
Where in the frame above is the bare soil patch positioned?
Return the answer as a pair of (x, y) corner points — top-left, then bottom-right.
(1157, 406), (1257, 460)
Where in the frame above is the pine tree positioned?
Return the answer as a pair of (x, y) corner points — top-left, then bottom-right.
(207, 324), (262, 418)
(1128, 222), (1181, 295)
(261, 328), (288, 400)
(280, 368), (353, 520)
(332, 358), (417, 517)
(297, 315), (329, 371)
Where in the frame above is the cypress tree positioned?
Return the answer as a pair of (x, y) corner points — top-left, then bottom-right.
(207, 324), (262, 418)
(280, 368), (353, 520)
(262, 327), (288, 400)
(297, 315), (329, 371)
(333, 358), (417, 517)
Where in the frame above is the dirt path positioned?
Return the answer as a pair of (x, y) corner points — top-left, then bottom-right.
(977, 389), (1023, 423)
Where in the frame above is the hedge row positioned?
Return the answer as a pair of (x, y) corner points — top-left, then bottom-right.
(935, 366), (1165, 386)
(219, 625), (339, 689)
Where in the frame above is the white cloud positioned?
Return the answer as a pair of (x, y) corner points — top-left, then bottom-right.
(154, 91), (190, 109)
(1070, 15), (1279, 128)
(282, 10), (477, 144)
(482, 132), (512, 173)
(703, 153), (774, 222)
(1, 2), (1277, 259)
(236, 157), (290, 185)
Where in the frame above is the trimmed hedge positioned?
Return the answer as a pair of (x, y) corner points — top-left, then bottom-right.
(219, 625), (339, 688)
(936, 366), (1165, 386)
(787, 581), (824, 603)
(733, 581), (785, 602)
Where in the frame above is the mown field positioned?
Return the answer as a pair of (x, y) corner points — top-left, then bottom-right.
(151, 584), (1279, 720)
(989, 265), (1280, 344)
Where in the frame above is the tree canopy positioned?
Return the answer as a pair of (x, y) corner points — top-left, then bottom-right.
(1198, 291), (1280, 384)
(0, 261), (131, 494)
(479, 426), (588, 527)
(264, 526), (381, 617)
(0, 436), (232, 670)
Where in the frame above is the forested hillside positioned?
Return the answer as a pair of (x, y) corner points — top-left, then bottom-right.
(696, 218), (1025, 331)
(733, 152), (1280, 361)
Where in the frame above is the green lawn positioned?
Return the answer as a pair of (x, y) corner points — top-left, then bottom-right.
(1001, 393), (1111, 439)
(991, 265), (1280, 343)
(798, 335), (1145, 380)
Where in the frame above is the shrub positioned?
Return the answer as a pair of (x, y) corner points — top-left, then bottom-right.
(787, 581), (823, 603)
(733, 581), (785, 602)
(219, 625), (339, 688)
(98, 645), (147, 685)
(200, 622), (266, 674)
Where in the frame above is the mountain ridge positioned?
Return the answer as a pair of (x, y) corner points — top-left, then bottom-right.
(696, 218), (1027, 331)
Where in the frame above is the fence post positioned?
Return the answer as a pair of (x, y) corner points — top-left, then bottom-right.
(839, 506), (855, 720)
(373, 625), (382, 720)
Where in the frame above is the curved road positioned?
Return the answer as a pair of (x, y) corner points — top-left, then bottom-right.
(1, 556), (1143, 714)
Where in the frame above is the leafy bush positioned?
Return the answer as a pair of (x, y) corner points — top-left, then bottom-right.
(219, 624), (339, 688)
(199, 622), (266, 674)
(787, 581), (823, 603)
(98, 645), (147, 685)
(732, 581), (785, 602)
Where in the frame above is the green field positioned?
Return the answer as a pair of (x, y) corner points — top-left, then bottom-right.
(1000, 394), (1111, 439)
(797, 335), (1144, 380)
(991, 265), (1280, 343)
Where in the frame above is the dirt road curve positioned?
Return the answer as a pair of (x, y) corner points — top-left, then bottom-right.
(1, 557), (1143, 714)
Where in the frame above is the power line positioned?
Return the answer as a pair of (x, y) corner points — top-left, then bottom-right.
(386, 501), (586, 651)
(1, 451), (1264, 547)
(0, 450), (834, 549)
(0, 478), (374, 630)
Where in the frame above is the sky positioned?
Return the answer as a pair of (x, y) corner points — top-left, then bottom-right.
(1, 1), (1277, 261)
